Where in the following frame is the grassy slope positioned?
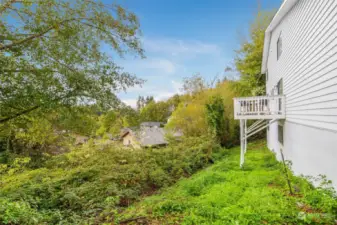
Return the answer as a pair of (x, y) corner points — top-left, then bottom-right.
(118, 141), (337, 225)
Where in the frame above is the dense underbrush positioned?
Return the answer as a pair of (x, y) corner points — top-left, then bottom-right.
(0, 137), (222, 224)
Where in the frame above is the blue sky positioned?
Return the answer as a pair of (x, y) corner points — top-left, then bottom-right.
(108, 0), (282, 107)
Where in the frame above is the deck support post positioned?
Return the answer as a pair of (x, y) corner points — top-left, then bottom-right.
(240, 119), (245, 167)
(234, 95), (285, 167)
(244, 119), (247, 153)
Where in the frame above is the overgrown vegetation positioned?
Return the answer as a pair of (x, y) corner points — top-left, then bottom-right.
(0, 137), (223, 224)
(119, 141), (337, 225)
(0, 0), (144, 160)
(167, 79), (239, 147)
(1, 1), (336, 224)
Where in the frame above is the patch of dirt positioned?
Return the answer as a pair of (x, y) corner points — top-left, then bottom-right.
(297, 203), (321, 214)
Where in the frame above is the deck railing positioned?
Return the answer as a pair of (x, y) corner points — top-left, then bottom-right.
(234, 95), (285, 120)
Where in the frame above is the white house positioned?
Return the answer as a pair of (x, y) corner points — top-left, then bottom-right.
(234, 0), (337, 188)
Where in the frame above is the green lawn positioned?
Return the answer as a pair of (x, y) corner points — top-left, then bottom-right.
(117, 141), (337, 225)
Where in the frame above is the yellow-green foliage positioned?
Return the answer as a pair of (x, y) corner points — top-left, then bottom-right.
(140, 101), (171, 123)
(0, 136), (222, 224)
(15, 118), (58, 146)
(120, 141), (337, 225)
(167, 81), (239, 145)
(167, 101), (207, 136)
(233, 11), (275, 96)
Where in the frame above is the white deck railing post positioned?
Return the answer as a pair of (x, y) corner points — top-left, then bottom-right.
(244, 119), (247, 154)
(240, 119), (244, 167)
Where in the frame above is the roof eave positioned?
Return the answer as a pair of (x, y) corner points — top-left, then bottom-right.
(261, 0), (299, 74)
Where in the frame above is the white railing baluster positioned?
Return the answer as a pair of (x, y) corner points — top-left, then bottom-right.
(233, 95), (286, 120)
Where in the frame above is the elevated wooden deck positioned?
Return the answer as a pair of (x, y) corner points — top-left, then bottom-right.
(233, 95), (286, 120)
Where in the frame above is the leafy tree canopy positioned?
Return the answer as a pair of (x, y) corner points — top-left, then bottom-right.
(232, 11), (275, 96)
(0, 0), (144, 124)
(205, 95), (230, 147)
(140, 100), (171, 123)
(181, 73), (208, 96)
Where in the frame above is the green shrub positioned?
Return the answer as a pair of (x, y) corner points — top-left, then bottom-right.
(0, 136), (220, 224)
(0, 198), (44, 225)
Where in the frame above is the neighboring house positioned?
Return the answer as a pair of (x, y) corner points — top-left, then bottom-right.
(121, 122), (168, 148)
(234, 0), (337, 188)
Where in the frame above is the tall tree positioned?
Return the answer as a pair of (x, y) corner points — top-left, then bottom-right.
(205, 95), (230, 147)
(96, 104), (140, 136)
(181, 74), (207, 96)
(140, 101), (170, 123)
(232, 11), (275, 96)
(145, 96), (154, 105)
(136, 96), (144, 111)
(0, 0), (144, 124)
(136, 95), (154, 111)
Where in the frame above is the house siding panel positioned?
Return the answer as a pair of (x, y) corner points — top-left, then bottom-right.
(267, 0), (337, 131)
(266, 0), (337, 188)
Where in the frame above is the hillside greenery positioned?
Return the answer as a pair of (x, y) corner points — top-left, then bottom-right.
(119, 141), (337, 225)
(0, 137), (222, 224)
(1, 2), (336, 225)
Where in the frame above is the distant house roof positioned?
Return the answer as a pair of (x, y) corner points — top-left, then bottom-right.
(121, 126), (168, 147)
(138, 127), (168, 146)
(140, 122), (163, 128)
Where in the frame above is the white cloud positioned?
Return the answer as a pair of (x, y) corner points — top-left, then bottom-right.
(120, 57), (177, 75)
(146, 81), (183, 101)
(143, 37), (221, 56)
(121, 80), (183, 107)
(154, 91), (176, 101)
(142, 58), (176, 74)
(122, 99), (138, 108)
(171, 80), (183, 94)
(118, 37), (224, 107)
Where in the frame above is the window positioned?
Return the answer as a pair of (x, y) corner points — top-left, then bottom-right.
(277, 78), (283, 95)
(276, 79), (283, 112)
(277, 35), (282, 60)
(278, 125), (284, 145)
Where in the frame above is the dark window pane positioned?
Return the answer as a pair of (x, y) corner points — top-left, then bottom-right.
(278, 125), (284, 144)
(277, 36), (282, 60)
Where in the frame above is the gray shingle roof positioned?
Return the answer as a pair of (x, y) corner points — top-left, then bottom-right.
(140, 122), (163, 127)
(121, 126), (168, 147)
(138, 127), (168, 146)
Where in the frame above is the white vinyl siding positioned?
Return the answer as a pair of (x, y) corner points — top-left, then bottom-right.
(267, 0), (337, 132)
